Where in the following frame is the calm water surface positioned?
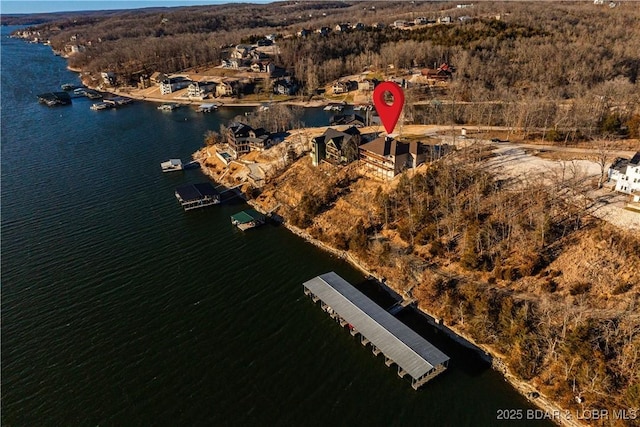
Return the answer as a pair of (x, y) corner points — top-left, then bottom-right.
(1, 26), (552, 426)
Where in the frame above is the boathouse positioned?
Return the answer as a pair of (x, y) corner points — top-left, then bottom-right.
(231, 209), (265, 230)
(303, 272), (449, 389)
(37, 91), (72, 106)
(175, 183), (220, 211)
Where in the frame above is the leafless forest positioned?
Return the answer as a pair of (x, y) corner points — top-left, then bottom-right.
(9, 1), (640, 140)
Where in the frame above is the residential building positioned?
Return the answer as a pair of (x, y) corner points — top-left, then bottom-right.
(311, 136), (327, 166)
(250, 61), (275, 74)
(610, 152), (640, 194)
(64, 44), (85, 54)
(187, 81), (215, 98)
(150, 72), (168, 85)
(273, 78), (298, 95)
(421, 63), (454, 82)
(226, 122), (253, 158)
(160, 76), (191, 95)
(311, 127), (361, 165)
(225, 123), (273, 157)
(330, 113), (365, 128)
(247, 128), (273, 151)
(358, 79), (376, 92)
(101, 72), (116, 86)
(332, 80), (357, 94)
(358, 137), (412, 179)
(216, 80), (237, 97)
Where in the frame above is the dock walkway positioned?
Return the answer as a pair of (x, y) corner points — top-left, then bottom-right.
(303, 272), (449, 389)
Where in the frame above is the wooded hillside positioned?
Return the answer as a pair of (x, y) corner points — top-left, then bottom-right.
(14, 1), (640, 140)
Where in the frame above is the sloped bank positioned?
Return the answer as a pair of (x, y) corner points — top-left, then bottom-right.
(193, 147), (585, 427)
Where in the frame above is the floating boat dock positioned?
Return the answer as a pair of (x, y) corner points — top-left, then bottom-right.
(104, 96), (133, 107)
(303, 272), (449, 390)
(158, 103), (179, 111)
(175, 183), (220, 211)
(37, 92), (72, 106)
(231, 209), (265, 230)
(161, 159), (183, 172)
(90, 96), (132, 111)
(90, 102), (113, 111)
(196, 103), (218, 113)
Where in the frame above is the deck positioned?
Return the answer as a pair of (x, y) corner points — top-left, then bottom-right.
(303, 272), (449, 389)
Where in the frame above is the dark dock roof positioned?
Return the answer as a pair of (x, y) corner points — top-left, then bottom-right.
(37, 91), (72, 105)
(175, 183), (219, 202)
(304, 272), (449, 383)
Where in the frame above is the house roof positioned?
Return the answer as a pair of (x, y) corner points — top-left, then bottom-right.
(321, 127), (360, 150)
(630, 151), (640, 166)
(229, 122), (252, 137)
(359, 137), (410, 157)
(330, 114), (365, 126)
(252, 128), (269, 137)
(323, 128), (348, 149)
(611, 158), (630, 173)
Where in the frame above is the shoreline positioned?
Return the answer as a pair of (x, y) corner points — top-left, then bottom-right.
(193, 152), (584, 427)
(279, 219), (582, 427)
(65, 66), (344, 109)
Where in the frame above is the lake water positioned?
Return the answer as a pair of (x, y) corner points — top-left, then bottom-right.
(1, 26), (552, 426)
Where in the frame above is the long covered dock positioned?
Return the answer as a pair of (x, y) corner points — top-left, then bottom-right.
(303, 272), (449, 389)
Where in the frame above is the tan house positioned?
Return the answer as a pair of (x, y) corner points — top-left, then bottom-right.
(216, 80), (237, 97)
(359, 137), (411, 179)
(250, 61), (275, 74)
(360, 137), (452, 179)
(358, 79), (376, 92)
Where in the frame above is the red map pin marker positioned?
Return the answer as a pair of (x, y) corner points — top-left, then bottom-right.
(372, 81), (405, 134)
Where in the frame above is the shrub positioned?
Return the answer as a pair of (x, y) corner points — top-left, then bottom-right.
(429, 240), (445, 257)
(569, 281), (591, 296)
(541, 279), (557, 293)
(612, 282), (633, 295)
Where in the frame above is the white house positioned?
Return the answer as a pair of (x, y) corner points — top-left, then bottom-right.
(160, 77), (191, 95)
(610, 152), (640, 194)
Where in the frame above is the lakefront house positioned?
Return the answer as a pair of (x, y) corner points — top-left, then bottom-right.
(359, 137), (450, 180)
(311, 127), (361, 165)
(609, 152), (640, 194)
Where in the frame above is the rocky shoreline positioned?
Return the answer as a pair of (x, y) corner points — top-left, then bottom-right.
(193, 149), (585, 427)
